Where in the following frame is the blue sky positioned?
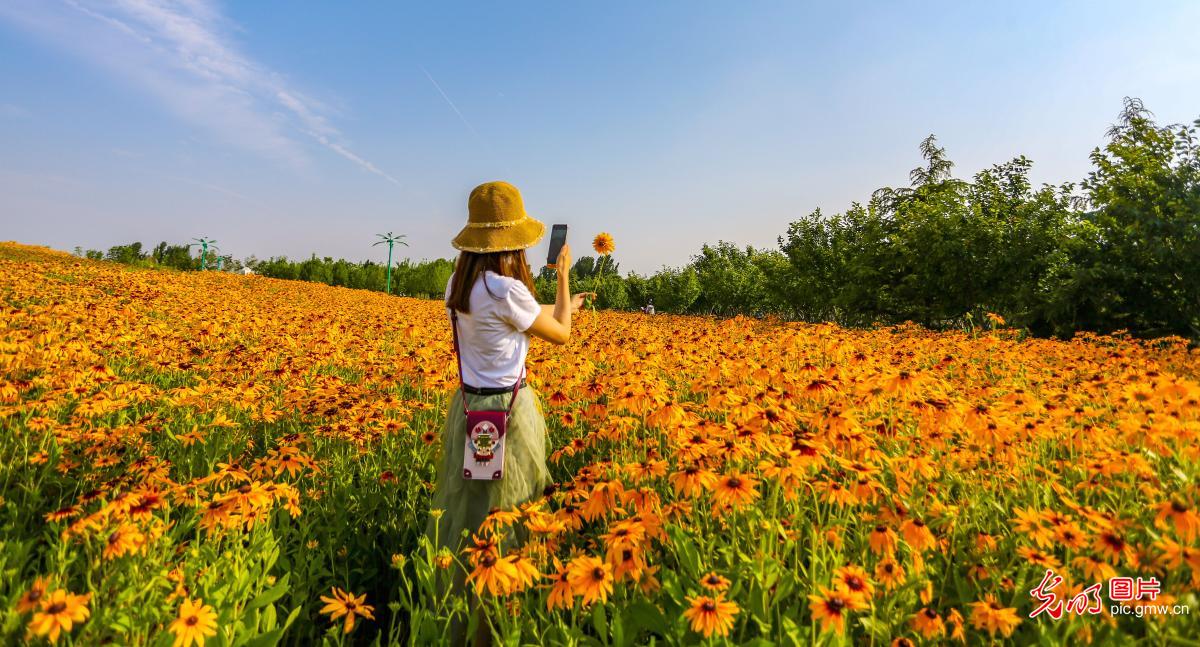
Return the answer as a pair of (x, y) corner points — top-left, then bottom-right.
(1, 1), (1198, 274)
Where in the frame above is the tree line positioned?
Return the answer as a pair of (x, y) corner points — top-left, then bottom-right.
(82, 98), (1198, 339)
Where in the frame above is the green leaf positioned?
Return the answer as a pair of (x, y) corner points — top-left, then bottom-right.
(625, 599), (669, 637)
(780, 616), (804, 647)
(592, 604), (609, 646)
(245, 574), (289, 611)
(241, 626), (286, 647)
(611, 608), (625, 647)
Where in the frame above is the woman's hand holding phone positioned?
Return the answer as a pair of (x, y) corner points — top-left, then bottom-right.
(554, 243), (572, 277)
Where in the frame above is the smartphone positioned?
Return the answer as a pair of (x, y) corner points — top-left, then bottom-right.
(546, 224), (568, 267)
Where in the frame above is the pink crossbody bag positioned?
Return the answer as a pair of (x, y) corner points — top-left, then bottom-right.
(451, 310), (524, 481)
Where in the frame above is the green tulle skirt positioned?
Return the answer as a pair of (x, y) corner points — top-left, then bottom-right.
(424, 386), (552, 562)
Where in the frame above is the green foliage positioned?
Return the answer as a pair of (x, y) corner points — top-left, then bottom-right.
(106, 241), (146, 264)
(645, 266), (701, 313)
(777, 100), (1199, 338)
(1068, 97), (1200, 337)
(690, 242), (779, 317)
(392, 258), (455, 297)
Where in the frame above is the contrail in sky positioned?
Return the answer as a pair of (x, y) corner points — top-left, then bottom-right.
(420, 65), (514, 178)
(421, 65), (481, 139)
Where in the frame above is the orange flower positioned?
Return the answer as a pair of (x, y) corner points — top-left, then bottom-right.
(1155, 500), (1200, 542)
(27, 589), (91, 643)
(875, 558), (906, 590)
(566, 555), (613, 606)
(832, 565), (874, 601)
(545, 561), (574, 611)
(466, 554), (519, 597)
(968, 594), (1020, 638)
(319, 587), (375, 634)
(911, 607), (945, 639)
(17, 577), (50, 614)
(168, 597), (218, 647)
(669, 465), (718, 498)
(699, 572), (731, 592)
(711, 471), (759, 508)
(682, 594), (739, 638)
(900, 518), (937, 553)
(808, 586), (868, 633)
(869, 524), (899, 555)
(592, 232), (615, 255)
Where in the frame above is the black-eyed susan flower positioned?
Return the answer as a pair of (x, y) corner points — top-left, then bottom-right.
(567, 555), (613, 606)
(869, 524), (899, 555)
(669, 465), (718, 498)
(1155, 499), (1200, 542)
(875, 558), (906, 590)
(319, 587), (375, 634)
(808, 586), (868, 633)
(711, 471), (759, 508)
(17, 577), (50, 614)
(699, 572), (731, 592)
(592, 233), (615, 256)
(968, 594), (1020, 638)
(682, 593), (739, 638)
(467, 554), (518, 597)
(832, 565), (874, 601)
(544, 558), (574, 611)
(911, 607), (945, 639)
(27, 589), (91, 643)
(168, 597), (218, 647)
(899, 518), (936, 553)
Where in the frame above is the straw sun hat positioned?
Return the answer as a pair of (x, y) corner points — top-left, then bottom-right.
(451, 181), (546, 253)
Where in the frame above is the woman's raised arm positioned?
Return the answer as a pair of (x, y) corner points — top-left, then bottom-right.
(526, 244), (592, 345)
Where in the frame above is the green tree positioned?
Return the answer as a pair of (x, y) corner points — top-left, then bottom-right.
(645, 266), (701, 313)
(1070, 97), (1200, 337)
(152, 242), (196, 270)
(106, 242), (146, 264)
(689, 242), (770, 316)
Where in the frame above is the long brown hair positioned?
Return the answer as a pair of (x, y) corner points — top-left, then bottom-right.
(447, 250), (537, 314)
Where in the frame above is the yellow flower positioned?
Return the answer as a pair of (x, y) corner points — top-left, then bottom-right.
(592, 232), (615, 255)
(968, 594), (1020, 638)
(567, 555), (613, 606)
(319, 587), (375, 634)
(808, 586), (867, 634)
(467, 554), (519, 597)
(682, 593), (739, 638)
(168, 597), (218, 647)
(27, 589), (91, 643)
(17, 577), (50, 614)
(699, 572), (731, 592)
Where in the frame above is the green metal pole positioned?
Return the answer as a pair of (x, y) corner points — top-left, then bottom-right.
(385, 242), (393, 294)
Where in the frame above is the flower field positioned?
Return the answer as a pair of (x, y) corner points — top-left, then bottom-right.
(2, 241), (1199, 645)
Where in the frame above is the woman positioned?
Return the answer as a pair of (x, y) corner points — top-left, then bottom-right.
(424, 181), (589, 603)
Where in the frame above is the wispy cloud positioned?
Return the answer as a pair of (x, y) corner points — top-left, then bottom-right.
(0, 0), (400, 185)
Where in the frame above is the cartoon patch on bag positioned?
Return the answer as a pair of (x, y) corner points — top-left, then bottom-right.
(469, 420), (498, 464)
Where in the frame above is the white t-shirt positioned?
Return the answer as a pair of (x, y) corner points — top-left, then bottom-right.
(444, 271), (541, 388)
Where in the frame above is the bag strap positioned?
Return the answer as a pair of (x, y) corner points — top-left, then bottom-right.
(451, 309), (526, 416)
(507, 366), (524, 413)
(450, 310), (471, 416)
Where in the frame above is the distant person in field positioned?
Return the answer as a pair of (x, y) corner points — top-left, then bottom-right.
(424, 182), (590, 622)
(642, 299), (655, 315)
